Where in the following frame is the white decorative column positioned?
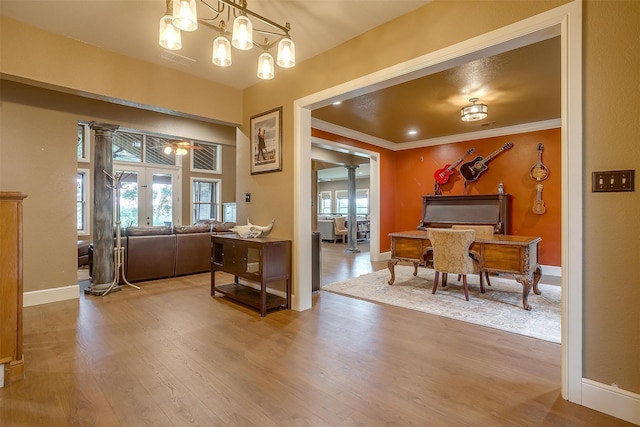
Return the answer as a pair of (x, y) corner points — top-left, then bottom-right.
(345, 164), (360, 254)
(86, 122), (120, 296)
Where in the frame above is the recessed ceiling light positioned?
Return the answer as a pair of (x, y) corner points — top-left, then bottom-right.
(332, 101), (342, 105)
(408, 129), (418, 135)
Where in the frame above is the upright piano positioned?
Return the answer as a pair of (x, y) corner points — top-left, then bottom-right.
(418, 193), (511, 234)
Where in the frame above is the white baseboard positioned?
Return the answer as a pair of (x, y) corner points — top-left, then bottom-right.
(582, 378), (640, 425)
(23, 284), (79, 307)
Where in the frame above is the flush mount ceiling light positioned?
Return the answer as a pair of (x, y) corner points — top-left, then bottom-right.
(460, 97), (488, 122)
(159, 0), (296, 80)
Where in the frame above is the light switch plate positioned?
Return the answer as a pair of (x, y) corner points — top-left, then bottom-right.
(592, 170), (635, 192)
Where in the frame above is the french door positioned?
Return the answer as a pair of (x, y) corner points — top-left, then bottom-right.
(113, 164), (181, 227)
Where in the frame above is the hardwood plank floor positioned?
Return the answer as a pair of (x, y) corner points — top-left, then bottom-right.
(1, 244), (629, 426)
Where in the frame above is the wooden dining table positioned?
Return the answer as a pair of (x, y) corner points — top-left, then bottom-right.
(388, 230), (543, 310)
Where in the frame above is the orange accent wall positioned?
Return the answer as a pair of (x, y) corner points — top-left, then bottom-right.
(312, 128), (561, 266)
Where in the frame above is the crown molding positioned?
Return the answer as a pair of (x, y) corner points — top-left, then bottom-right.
(312, 117), (561, 151)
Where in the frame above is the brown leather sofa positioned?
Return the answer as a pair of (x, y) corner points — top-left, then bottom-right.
(89, 221), (236, 283)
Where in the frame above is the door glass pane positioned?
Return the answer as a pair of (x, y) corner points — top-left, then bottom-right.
(152, 173), (173, 226)
(117, 171), (140, 227)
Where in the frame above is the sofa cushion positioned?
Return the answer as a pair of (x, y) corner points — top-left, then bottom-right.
(212, 221), (236, 232)
(125, 226), (172, 236)
(173, 223), (211, 234)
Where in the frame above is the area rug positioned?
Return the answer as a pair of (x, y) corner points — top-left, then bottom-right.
(322, 266), (561, 343)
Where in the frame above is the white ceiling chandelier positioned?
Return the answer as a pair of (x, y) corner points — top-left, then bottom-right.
(159, 0), (296, 80)
(460, 97), (488, 122)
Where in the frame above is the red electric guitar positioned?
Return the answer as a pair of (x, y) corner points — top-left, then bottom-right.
(433, 148), (475, 185)
(460, 142), (513, 182)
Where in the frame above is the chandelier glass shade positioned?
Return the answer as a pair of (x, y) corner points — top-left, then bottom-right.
(460, 98), (488, 122)
(212, 36), (232, 66)
(158, 0), (296, 80)
(257, 52), (275, 80)
(172, 0), (198, 32)
(159, 14), (182, 50)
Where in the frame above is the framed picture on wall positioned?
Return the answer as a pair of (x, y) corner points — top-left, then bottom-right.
(250, 106), (282, 174)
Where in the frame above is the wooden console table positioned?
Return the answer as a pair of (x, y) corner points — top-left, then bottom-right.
(211, 235), (291, 317)
(388, 230), (542, 310)
(0, 192), (27, 385)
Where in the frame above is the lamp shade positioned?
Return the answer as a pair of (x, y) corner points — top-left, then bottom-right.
(232, 15), (253, 50)
(212, 36), (232, 67)
(276, 37), (296, 68)
(172, 0), (198, 32)
(257, 52), (275, 80)
(159, 14), (182, 50)
(460, 98), (488, 122)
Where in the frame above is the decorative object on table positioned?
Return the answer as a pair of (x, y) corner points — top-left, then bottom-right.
(532, 183), (546, 215)
(433, 147), (475, 185)
(250, 107), (282, 174)
(530, 143), (549, 181)
(460, 142), (513, 182)
(230, 218), (275, 238)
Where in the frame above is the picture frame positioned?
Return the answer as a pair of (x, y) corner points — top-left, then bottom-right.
(250, 106), (282, 174)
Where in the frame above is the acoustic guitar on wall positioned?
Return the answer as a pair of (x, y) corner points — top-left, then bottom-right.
(433, 148), (475, 185)
(460, 142), (513, 182)
(532, 183), (546, 214)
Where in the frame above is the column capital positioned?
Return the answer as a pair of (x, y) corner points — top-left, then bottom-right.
(89, 122), (120, 134)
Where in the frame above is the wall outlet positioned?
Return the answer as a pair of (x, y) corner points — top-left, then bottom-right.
(592, 170), (635, 192)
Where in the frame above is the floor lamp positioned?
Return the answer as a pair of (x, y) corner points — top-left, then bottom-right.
(100, 170), (140, 296)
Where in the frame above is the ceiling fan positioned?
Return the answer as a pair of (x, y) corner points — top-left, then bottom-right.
(162, 140), (203, 155)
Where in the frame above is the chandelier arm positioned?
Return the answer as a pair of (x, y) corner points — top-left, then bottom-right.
(212, 0), (291, 37)
(200, 20), (228, 36)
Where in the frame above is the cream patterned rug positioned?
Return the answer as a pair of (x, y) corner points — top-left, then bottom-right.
(322, 265), (561, 343)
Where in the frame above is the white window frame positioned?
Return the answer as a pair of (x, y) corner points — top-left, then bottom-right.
(77, 168), (90, 236)
(190, 141), (222, 174)
(190, 177), (221, 223)
(318, 190), (332, 214)
(77, 122), (90, 163)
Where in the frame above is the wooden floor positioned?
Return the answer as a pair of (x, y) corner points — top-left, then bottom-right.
(1, 244), (630, 426)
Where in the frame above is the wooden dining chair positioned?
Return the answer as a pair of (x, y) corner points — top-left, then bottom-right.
(428, 228), (483, 301)
(451, 224), (494, 286)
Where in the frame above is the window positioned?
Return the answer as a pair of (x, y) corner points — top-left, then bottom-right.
(191, 178), (221, 223)
(77, 122), (90, 162)
(77, 169), (90, 235)
(191, 141), (221, 173)
(113, 131), (143, 163)
(318, 191), (332, 214)
(146, 135), (177, 166)
(335, 189), (369, 215)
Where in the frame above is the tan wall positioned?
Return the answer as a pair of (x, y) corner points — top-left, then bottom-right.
(0, 80), (236, 293)
(582, 0), (640, 393)
(0, 16), (242, 126)
(240, 0), (638, 395)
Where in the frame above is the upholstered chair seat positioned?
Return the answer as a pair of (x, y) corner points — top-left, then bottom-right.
(333, 217), (348, 243)
(451, 224), (494, 286)
(428, 228), (483, 301)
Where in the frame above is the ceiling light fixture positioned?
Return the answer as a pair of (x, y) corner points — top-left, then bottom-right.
(159, 0), (296, 80)
(460, 98), (488, 122)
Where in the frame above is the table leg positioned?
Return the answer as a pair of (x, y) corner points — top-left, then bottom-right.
(412, 262), (419, 276)
(532, 265), (542, 295)
(210, 270), (216, 296)
(387, 259), (399, 285)
(515, 274), (534, 310)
